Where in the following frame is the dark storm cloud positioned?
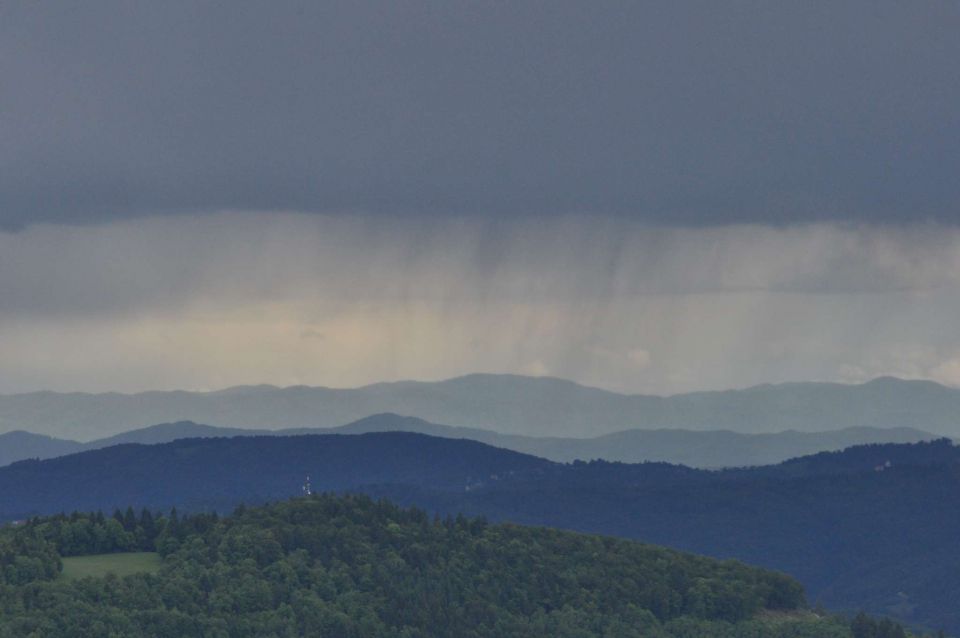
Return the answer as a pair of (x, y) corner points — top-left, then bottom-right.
(1, 1), (958, 230)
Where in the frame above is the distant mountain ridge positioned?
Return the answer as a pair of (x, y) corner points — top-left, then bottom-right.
(2, 374), (960, 441)
(0, 414), (940, 469)
(0, 432), (555, 520)
(0, 431), (86, 467)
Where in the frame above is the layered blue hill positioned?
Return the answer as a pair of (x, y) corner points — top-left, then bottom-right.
(3, 374), (960, 440)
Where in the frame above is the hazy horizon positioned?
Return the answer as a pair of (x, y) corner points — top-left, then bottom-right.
(2, 370), (956, 399)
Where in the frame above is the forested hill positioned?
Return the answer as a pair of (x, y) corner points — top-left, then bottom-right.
(742, 438), (960, 478)
(400, 439), (960, 634)
(0, 432), (553, 519)
(1, 434), (958, 633)
(0, 494), (901, 637)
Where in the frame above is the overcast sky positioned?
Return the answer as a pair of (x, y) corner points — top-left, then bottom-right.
(2, 2), (959, 394)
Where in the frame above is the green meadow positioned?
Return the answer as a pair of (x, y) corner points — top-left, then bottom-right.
(60, 552), (162, 581)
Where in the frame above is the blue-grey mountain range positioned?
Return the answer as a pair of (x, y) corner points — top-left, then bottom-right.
(2, 375), (959, 441)
(0, 413), (940, 470)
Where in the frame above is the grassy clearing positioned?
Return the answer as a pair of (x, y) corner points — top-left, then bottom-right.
(60, 552), (162, 581)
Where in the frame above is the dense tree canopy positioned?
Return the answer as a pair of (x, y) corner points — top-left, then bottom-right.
(0, 495), (913, 637)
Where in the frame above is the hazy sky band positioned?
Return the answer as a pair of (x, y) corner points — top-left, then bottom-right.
(3, 213), (960, 394)
(1, 1), (959, 229)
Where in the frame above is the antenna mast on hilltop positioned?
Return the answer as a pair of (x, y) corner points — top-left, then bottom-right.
(302, 475), (312, 496)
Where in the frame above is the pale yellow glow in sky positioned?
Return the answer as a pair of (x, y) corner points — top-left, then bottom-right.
(2, 213), (960, 394)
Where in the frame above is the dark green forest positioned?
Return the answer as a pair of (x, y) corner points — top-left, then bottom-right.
(0, 494), (911, 638)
